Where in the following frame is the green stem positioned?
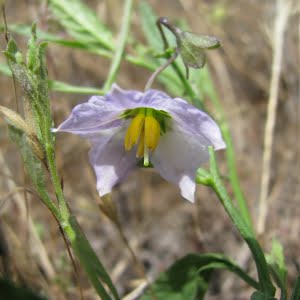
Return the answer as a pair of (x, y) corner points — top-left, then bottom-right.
(49, 80), (104, 95)
(207, 147), (275, 297)
(36, 185), (60, 220)
(204, 67), (253, 230)
(155, 19), (197, 101)
(43, 128), (69, 218)
(43, 142), (119, 299)
(43, 126), (119, 299)
(103, 0), (133, 92)
(144, 49), (179, 90)
(170, 59), (196, 99)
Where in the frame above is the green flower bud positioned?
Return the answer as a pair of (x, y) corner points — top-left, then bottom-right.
(176, 28), (220, 69)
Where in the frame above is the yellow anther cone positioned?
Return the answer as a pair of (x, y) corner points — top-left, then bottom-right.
(145, 115), (160, 152)
(136, 130), (145, 158)
(124, 113), (145, 151)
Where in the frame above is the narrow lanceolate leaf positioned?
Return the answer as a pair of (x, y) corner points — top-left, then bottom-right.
(0, 24), (112, 56)
(266, 239), (287, 295)
(48, 0), (113, 51)
(3, 39), (33, 94)
(0, 62), (12, 76)
(49, 80), (104, 95)
(0, 63), (102, 95)
(139, 2), (163, 51)
(67, 216), (120, 300)
(26, 22), (38, 71)
(140, 253), (258, 300)
(8, 126), (45, 191)
(0, 106), (29, 134)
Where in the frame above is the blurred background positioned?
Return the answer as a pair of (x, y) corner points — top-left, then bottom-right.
(0, 0), (299, 299)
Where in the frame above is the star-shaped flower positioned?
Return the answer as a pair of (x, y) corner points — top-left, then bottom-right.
(54, 84), (225, 202)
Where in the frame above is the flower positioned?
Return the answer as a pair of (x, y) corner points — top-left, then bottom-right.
(53, 84), (225, 202)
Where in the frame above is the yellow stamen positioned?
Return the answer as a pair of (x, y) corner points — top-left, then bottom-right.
(136, 129), (145, 158)
(144, 115), (160, 152)
(124, 113), (145, 151)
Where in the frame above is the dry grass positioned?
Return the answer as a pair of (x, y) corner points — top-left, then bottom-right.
(0, 1), (299, 299)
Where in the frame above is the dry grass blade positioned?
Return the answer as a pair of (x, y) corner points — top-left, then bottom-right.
(0, 152), (56, 279)
(257, 0), (293, 234)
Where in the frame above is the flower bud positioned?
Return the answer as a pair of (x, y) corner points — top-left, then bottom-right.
(176, 28), (220, 69)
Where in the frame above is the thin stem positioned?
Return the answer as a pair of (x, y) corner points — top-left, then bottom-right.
(156, 18), (196, 99)
(207, 147), (275, 297)
(144, 49), (179, 91)
(156, 18), (171, 49)
(44, 140), (69, 218)
(171, 60), (196, 98)
(203, 67), (253, 230)
(156, 17), (180, 43)
(103, 0), (133, 92)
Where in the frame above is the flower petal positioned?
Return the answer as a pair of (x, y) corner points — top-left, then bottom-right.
(53, 96), (124, 135)
(151, 124), (210, 202)
(106, 84), (172, 110)
(147, 94), (225, 150)
(109, 87), (225, 150)
(105, 84), (144, 108)
(89, 127), (137, 196)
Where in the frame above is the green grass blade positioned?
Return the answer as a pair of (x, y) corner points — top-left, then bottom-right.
(48, 0), (113, 50)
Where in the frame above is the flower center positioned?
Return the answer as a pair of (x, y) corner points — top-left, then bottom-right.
(124, 108), (162, 166)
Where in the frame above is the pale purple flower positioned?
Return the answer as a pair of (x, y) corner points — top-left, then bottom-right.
(54, 84), (225, 202)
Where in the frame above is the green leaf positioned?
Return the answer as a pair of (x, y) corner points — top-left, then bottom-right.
(64, 216), (120, 300)
(250, 291), (276, 300)
(0, 279), (47, 300)
(206, 147), (276, 297)
(291, 277), (300, 300)
(0, 23), (112, 56)
(48, 0), (113, 51)
(0, 63), (102, 95)
(140, 254), (211, 300)
(140, 253), (259, 300)
(27, 22), (38, 71)
(8, 126), (45, 191)
(196, 168), (213, 186)
(3, 39), (32, 95)
(0, 63), (12, 76)
(49, 80), (104, 95)
(196, 253), (259, 289)
(139, 2), (164, 51)
(5, 37), (19, 58)
(266, 239), (287, 294)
